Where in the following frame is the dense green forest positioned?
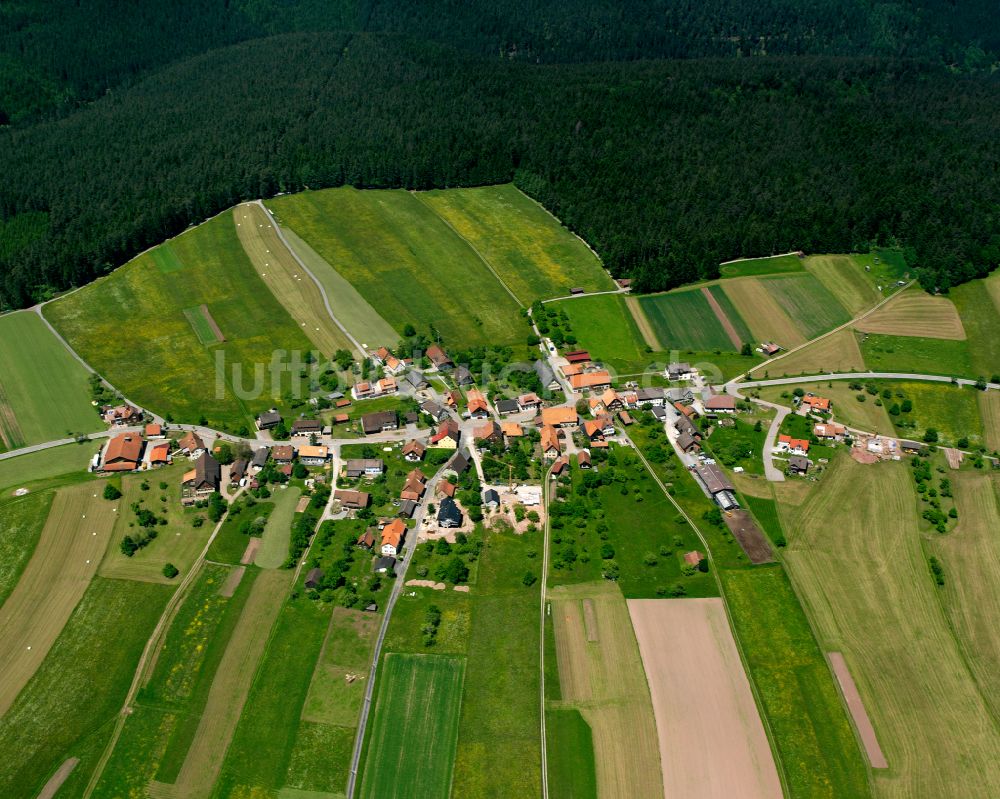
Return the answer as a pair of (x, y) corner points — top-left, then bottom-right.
(0, 6), (998, 309)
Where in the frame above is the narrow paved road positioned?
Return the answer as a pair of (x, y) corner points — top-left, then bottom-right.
(254, 200), (368, 359)
(345, 457), (453, 798)
(541, 287), (627, 303)
(737, 372), (1000, 390)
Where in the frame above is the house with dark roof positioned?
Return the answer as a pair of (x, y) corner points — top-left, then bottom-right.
(677, 431), (699, 452)
(426, 344), (453, 370)
(305, 568), (324, 590)
(361, 410), (398, 435)
(534, 360), (559, 391)
(398, 499), (418, 518)
(251, 448), (269, 470)
(334, 489), (371, 509)
(483, 488), (500, 509)
(374, 556), (396, 575)
(272, 444), (295, 464)
(291, 418), (323, 436)
(404, 370), (428, 390)
(230, 459), (248, 482)
(438, 496), (464, 528)
(454, 365), (474, 386)
(182, 452), (221, 504)
(666, 362), (693, 381)
(788, 455), (811, 474)
(449, 451), (470, 474)
(495, 398), (520, 415)
(421, 400), (449, 422)
(402, 440), (425, 462)
(356, 529), (376, 549)
(345, 459), (384, 478)
(256, 410), (282, 430)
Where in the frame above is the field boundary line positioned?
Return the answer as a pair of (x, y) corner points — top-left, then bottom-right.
(82, 490), (247, 799)
(538, 463), (553, 799)
(623, 435), (793, 798)
(410, 191), (525, 308)
(254, 201), (368, 359)
(623, 294), (662, 351)
(701, 286), (743, 349)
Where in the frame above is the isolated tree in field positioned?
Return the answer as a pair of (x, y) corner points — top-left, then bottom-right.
(103, 483), (121, 500)
(753, 419), (762, 432)
(522, 571), (537, 587)
(901, 398), (913, 413)
(923, 428), (939, 443)
(600, 542), (615, 559)
(162, 563), (179, 579)
(741, 342), (753, 356)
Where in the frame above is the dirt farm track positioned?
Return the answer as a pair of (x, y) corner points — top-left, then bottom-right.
(628, 598), (782, 799)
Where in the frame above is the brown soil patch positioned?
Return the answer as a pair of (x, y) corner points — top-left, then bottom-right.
(723, 509), (774, 563)
(239, 537), (261, 565)
(218, 565), (245, 598)
(37, 758), (79, 799)
(628, 598), (782, 799)
(701, 286), (742, 349)
(406, 579), (445, 590)
(295, 496), (311, 513)
(625, 294), (663, 350)
(829, 652), (888, 768)
(582, 598), (598, 642)
(944, 448), (964, 470)
(850, 447), (878, 465)
(453, 584), (470, 592)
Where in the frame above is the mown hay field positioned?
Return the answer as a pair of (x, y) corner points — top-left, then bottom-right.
(760, 273), (851, 340)
(880, 381), (984, 447)
(266, 187), (525, 347)
(359, 653), (466, 799)
(721, 278), (806, 348)
(628, 598), (782, 799)
(253, 484), (300, 569)
(780, 457), (1000, 798)
(854, 288), (966, 340)
(0, 311), (101, 449)
(417, 184), (614, 302)
(803, 254), (882, 315)
(707, 284), (754, 344)
(45, 213), (314, 431)
(926, 472), (1000, 720)
(0, 489), (52, 607)
(0, 577), (172, 798)
(234, 203), (357, 357)
(749, 327), (865, 379)
(637, 288), (745, 352)
(858, 332), (974, 378)
(719, 254), (805, 277)
(548, 581), (663, 799)
(979, 391), (1000, 451)
(0, 481), (118, 716)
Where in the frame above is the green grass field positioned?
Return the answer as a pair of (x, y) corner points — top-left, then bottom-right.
(205, 495), (276, 565)
(0, 311), (101, 449)
(950, 271), (1000, 381)
(417, 184), (613, 302)
(707, 283), (754, 343)
(359, 653), (466, 799)
(0, 442), (100, 494)
(803, 254), (882, 315)
(554, 293), (652, 371)
(859, 332), (974, 378)
(182, 304), (222, 345)
(0, 577), (172, 797)
(761, 274), (851, 339)
(44, 213), (315, 431)
(254, 485), (300, 569)
(546, 708), (598, 799)
(719, 254), (805, 277)
(267, 187), (525, 347)
(743, 494), (786, 546)
(780, 456), (1000, 796)
(0, 490), (52, 606)
(550, 446), (716, 598)
(637, 288), (744, 352)
(878, 381), (985, 447)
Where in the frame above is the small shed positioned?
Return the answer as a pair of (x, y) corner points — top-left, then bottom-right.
(305, 567), (324, 590)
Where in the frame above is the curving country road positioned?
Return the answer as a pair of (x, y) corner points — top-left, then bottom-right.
(734, 372), (1000, 391)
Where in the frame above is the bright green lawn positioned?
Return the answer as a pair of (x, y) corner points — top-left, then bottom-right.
(267, 187), (524, 347)
(951, 272), (1000, 381)
(359, 653), (466, 799)
(761, 274), (851, 339)
(553, 293), (651, 371)
(719, 254), (805, 277)
(743, 495), (786, 547)
(417, 184), (613, 303)
(0, 442), (100, 494)
(0, 311), (101, 448)
(638, 288), (741, 352)
(205, 496), (276, 565)
(703, 416), (769, 476)
(254, 485), (300, 569)
(44, 213), (315, 431)
(860, 332), (974, 378)
(546, 708), (598, 799)
(0, 490), (52, 606)
(722, 566), (871, 799)
(0, 578), (173, 798)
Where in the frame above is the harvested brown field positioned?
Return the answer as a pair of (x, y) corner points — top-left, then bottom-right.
(722, 278), (805, 349)
(37, 758), (79, 799)
(234, 202), (355, 357)
(803, 255), (881, 316)
(749, 328), (865, 379)
(829, 652), (887, 769)
(151, 568), (290, 799)
(0, 482), (116, 715)
(218, 565), (245, 597)
(239, 537), (261, 565)
(943, 448), (963, 470)
(628, 598), (781, 799)
(854, 288), (965, 339)
(723, 510), (773, 563)
(625, 294), (663, 351)
(549, 581), (662, 799)
(701, 286), (742, 349)
(978, 391), (1000, 452)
